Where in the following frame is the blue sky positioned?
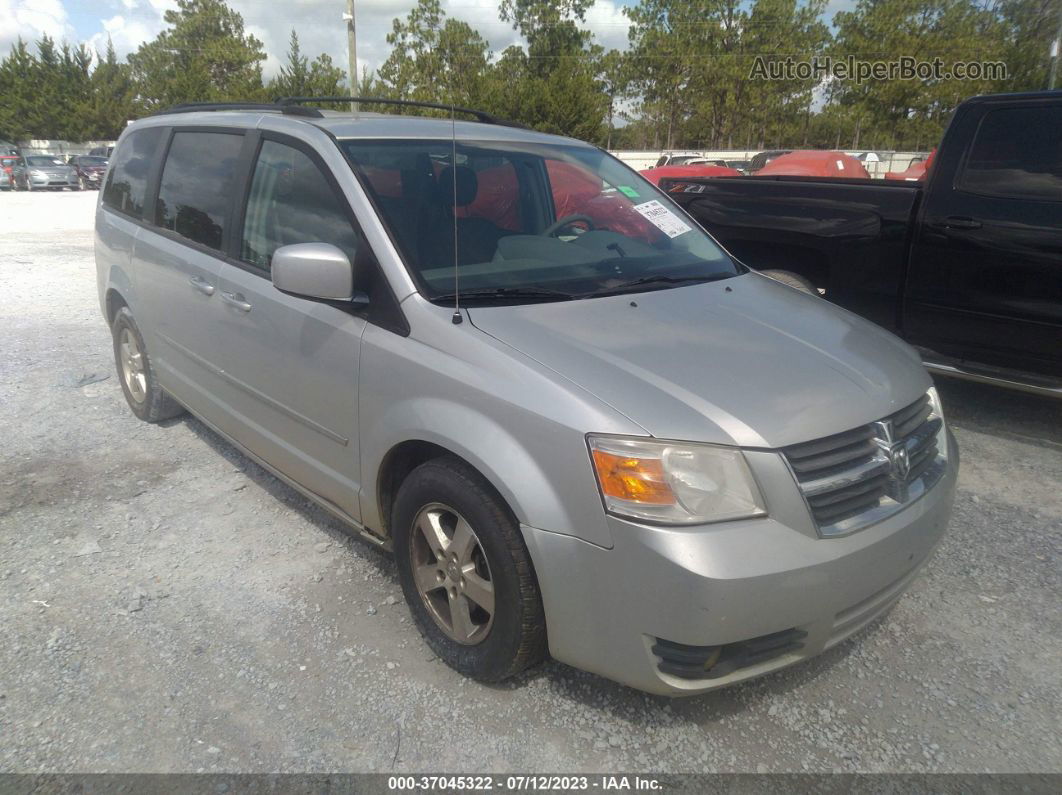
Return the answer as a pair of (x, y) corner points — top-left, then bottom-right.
(1, 0), (856, 80)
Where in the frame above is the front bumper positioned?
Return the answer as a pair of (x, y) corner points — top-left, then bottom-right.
(29, 174), (75, 188)
(522, 430), (957, 696)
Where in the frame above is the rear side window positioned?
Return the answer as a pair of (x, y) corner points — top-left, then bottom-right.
(241, 140), (358, 271)
(959, 106), (1062, 202)
(102, 127), (163, 218)
(155, 131), (243, 251)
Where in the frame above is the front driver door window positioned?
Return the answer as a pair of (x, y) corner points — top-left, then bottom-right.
(242, 139), (360, 271)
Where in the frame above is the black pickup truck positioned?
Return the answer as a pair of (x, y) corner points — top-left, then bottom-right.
(664, 91), (1061, 398)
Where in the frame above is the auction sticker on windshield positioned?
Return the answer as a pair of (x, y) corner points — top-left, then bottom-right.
(632, 199), (692, 238)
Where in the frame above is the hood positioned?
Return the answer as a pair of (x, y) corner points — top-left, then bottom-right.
(466, 273), (929, 448)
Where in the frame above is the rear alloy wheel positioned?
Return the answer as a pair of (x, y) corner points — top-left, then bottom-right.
(393, 457), (547, 682)
(111, 306), (185, 423)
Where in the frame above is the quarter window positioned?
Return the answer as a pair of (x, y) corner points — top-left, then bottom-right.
(241, 140), (358, 271)
(959, 106), (1062, 202)
(102, 127), (164, 218)
(155, 131), (243, 251)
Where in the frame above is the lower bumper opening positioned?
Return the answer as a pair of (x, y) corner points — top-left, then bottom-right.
(652, 627), (808, 680)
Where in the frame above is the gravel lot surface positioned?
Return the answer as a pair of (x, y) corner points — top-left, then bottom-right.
(1, 191), (1060, 774)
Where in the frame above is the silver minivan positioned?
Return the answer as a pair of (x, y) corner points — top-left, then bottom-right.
(95, 101), (957, 695)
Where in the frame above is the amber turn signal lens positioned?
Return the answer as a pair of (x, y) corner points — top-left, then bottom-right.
(591, 450), (675, 505)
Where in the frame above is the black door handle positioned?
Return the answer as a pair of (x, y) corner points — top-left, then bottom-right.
(933, 216), (982, 230)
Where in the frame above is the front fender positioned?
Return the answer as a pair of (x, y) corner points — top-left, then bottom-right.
(363, 397), (610, 545)
(357, 315), (645, 549)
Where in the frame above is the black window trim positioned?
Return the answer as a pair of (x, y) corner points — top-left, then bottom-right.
(100, 125), (168, 223)
(103, 122), (408, 336)
(151, 125), (248, 256)
(228, 130), (374, 275)
(229, 128), (409, 335)
(954, 102), (1062, 204)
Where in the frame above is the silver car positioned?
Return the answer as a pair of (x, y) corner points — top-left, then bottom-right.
(15, 154), (79, 190)
(94, 103), (957, 695)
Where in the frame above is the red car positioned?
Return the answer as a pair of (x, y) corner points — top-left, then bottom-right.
(884, 149), (936, 182)
(0, 154), (18, 190)
(755, 150), (870, 179)
(66, 155), (109, 190)
(639, 164), (742, 186)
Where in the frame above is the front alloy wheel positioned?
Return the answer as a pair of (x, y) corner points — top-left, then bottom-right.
(410, 503), (495, 645)
(392, 457), (546, 682)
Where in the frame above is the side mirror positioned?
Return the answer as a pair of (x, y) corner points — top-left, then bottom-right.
(271, 243), (354, 302)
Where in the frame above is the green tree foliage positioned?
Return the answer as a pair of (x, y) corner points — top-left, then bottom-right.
(378, 0), (492, 108)
(626, 0), (830, 150)
(127, 0), (268, 112)
(0, 0), (1054, 151)
(828, 0), (1006, 150)
(0, 39), (41, 141)
(496, 0), (607, 140)
(268, 30), (348, 100)
(990, 0), (1060, 91)
(599, 49), (632, 149)
(88, 40), (137, 140)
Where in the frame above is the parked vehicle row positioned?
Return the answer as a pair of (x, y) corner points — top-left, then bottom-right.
(641, 149), (879, 184)
(662, 90), (1062, 398)
(0, 152), (110, 191)
(96, 98), (956, 696)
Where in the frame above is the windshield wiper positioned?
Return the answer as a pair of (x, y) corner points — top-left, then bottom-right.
(581, 273), (734, 298)
(431, 286), (576, 304)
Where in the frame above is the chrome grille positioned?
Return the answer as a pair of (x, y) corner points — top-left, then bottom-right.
(783, 394), (946, 536)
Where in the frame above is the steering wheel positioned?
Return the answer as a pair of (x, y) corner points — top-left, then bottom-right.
(542, 214), (596, 237)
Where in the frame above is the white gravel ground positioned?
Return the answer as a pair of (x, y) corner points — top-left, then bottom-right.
(1, 190), (1060, 774)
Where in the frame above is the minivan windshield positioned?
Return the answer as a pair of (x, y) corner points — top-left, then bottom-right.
(341, 139), (741, 302)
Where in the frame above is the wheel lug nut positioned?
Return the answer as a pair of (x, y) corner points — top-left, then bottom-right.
(459, 577), (465, 589)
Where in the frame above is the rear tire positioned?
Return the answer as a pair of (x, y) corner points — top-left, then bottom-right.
(111, 307), (185, 423)
(760, 269), (818, 295)
(392, 457), (547, 682)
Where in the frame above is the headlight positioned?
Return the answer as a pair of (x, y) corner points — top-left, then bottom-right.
(30, 169), (44, 177)
(926, 386), (948, 460)
(587, 435), (766, 525)
(926, 385), (944, 422)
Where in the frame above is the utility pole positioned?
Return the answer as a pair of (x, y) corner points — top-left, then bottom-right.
(1050, 1), (1062, 90)
(345, 0), (358, 111)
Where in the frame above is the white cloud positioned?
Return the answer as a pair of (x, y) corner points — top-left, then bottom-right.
(0, 0), (76, 54)
(87, 12), (157, 58)
(585, 0), (631, 53)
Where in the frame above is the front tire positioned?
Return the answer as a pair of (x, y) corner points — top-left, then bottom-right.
(111, 307), (185, 423)
(392, 457), (547, 682)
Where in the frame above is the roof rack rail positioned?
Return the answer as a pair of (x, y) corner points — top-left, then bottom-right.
(151, 102), (324, 119)
(275, 96), (526, 128)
